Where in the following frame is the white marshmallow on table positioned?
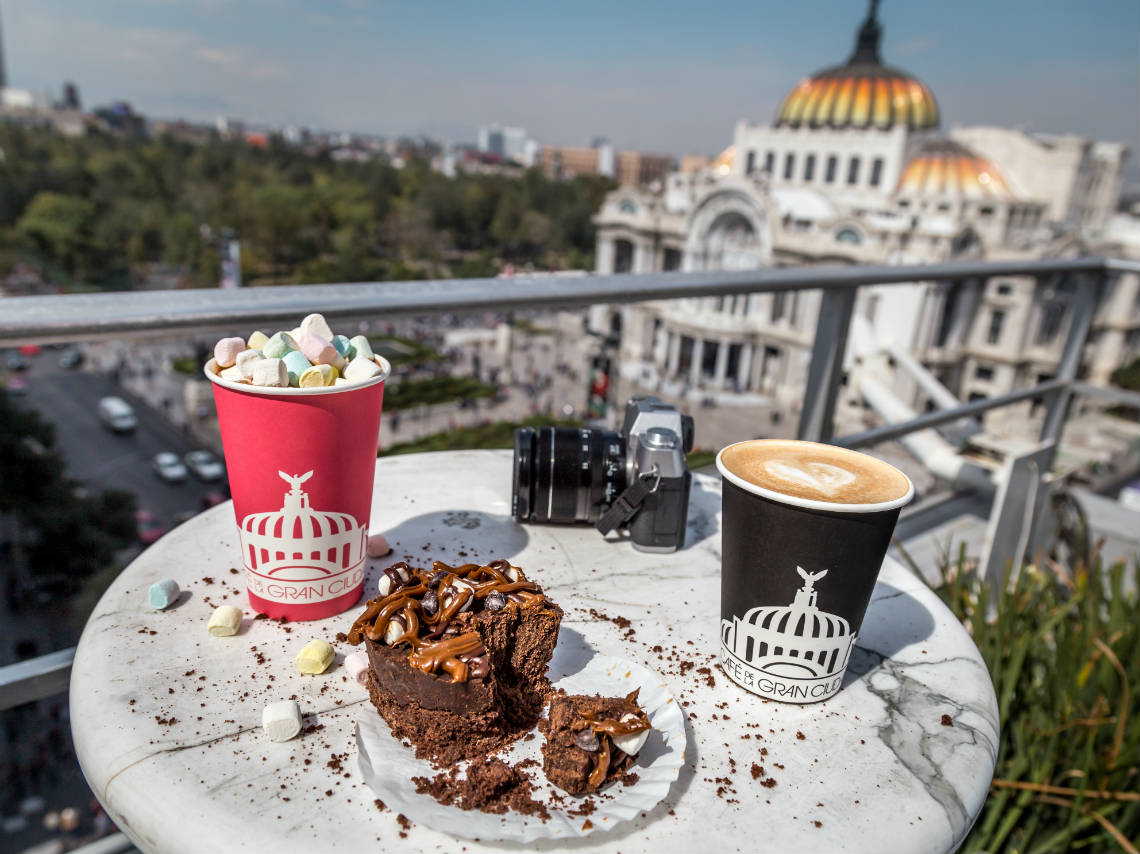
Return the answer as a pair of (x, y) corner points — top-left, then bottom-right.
(345, 651), (370, 686)
(235, 348), (264, 379)
(213, 337), (246, 368)
(251, 358), (288, 388)
(612, 714), (651, 755)
(300, 313), (334, 342)
(207, 605), (243, 637)
(367, 533), (391, 558)
(262, 700), (302, 742)
(344, 356), (383, 382)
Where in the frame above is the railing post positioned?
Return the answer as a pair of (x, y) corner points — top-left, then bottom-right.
(798, 287), (856, 444)
(1040, 272), (1101, 444)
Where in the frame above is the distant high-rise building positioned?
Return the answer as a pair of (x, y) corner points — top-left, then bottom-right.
(60, 81), (81, 111)
(477, 123), (527, 162)
(538, 145), (674, 186)
(0, 4), (7, 90)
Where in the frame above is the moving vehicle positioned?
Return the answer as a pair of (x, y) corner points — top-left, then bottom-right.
(152, 452), (188, 482)
(136, 510), (167, 545)
(59, 348), (84, 369)
(97, 396), (138, 433)
(184, 449), (225, 481)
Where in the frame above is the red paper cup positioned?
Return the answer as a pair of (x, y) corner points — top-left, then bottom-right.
(205, 356), (391, 621)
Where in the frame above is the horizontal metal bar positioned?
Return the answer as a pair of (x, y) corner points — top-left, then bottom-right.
(1073, 382), (1140, 408)
(0, 257), (1117, 346)
(0, 647), (75, 711)
(1105, 258), (1140, 274)
(837, 379), (1069, 449)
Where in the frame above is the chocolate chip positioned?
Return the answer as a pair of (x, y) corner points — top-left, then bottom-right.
(428, 570), (447, 589)
(422, 590), (439, 616)
(574, 729), (600, 752)
(485, 591), (507, 612)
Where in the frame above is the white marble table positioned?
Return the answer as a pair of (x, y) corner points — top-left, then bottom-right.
(72, 450), (999, 854)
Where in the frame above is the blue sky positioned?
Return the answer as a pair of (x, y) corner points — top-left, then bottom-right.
(5, 0), (1139, 179)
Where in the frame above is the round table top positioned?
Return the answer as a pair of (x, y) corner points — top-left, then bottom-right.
(72, 450), (998, 854)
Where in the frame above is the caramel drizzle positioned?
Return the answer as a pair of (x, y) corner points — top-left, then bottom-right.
(345, 558), (544, 682)
(579, 689), (651, 785)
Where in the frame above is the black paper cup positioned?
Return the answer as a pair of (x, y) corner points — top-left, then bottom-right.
(716, 440), (913, 703)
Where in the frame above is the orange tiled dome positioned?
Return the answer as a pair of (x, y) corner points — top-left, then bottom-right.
(775, 0), (939, 131)
(897, 140), (1012, 198)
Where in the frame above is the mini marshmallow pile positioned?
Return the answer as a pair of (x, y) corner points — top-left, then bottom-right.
(210, 313), (385, 390)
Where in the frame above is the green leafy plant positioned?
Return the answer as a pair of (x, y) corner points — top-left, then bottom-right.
(379, 415), (580, 457)
(918, 543), (1139, 853)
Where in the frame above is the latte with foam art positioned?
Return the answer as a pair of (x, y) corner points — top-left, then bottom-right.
(719, 440), (910, 505)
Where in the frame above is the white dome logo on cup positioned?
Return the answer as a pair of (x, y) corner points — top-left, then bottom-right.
(238, 470), (367, 602)
(763, 459), (855, 496)
(720, 565), (855, 702)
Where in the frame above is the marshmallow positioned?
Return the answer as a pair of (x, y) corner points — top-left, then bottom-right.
(331, 335), (355, 360)
(262, 700), (302, 742)
(251, 357), (288, 387)
(505, 565), (522, 582)
(220, 365), (247, 383)
(262, 331), (298, 359)
(213, 337), (246, 369)
(148, 578), (180, 610)
(349, 335), (374, 360)
(344, 356), (383, 383)
(247, 330), (270, 351)
(345, 651), (370, 686)
(612, 714), (651, 756)
(282, 350), (313, 386)
(334, 377), (350, 386)
(300, 313), (334, 342)
(295, 639), (335, 675)
(235, 348), (264, 379)
(207, 605), (243, 637)
(289, 327), (304, 342)
(299, 333), (341, 368)
(384, 616), (406, 645)
(441, 578), (475, 614)
(376, 563), (412, 597)
(299, 364), (337, 388)
(367, 533), (391, 558)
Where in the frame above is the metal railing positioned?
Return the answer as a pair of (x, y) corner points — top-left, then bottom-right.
(3, 255), (1140, 711)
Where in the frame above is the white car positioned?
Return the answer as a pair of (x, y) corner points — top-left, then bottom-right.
(184, 449), (225, 482)
(152, 452), (188, 483)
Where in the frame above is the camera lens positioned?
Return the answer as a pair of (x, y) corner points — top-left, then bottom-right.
(512, 428), (536, 521)
(512, 426), (626, 523)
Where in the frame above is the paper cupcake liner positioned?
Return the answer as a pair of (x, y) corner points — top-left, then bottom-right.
(356, 654), (687, 841)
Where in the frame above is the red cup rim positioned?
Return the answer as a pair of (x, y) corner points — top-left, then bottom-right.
(204, 355), (391, 396)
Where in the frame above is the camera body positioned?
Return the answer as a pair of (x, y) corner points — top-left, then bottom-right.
(511, 397), (693, 553)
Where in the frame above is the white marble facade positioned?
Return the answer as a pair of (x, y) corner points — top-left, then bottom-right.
(591, 2), (1138, 428)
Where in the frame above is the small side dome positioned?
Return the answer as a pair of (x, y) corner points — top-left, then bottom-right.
(711, 145), (736, 176)
(897, 139), (1012, 198)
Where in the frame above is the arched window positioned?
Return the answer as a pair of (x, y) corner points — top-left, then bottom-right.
(614, 239), (634, 273)
(825, 155), (838, 184)
(619, 199), (638, 214)
(835, 228), (862, 244)
(869, 157), (883, 187)
(804, 154), (816, 182)
(847, 157), (861, 185)
(783, 153), (796, 180)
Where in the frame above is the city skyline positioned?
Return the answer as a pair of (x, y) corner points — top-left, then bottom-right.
(4, 0), (1139, 180)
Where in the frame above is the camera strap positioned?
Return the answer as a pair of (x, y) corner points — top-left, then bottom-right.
(595, 466), (660, 535)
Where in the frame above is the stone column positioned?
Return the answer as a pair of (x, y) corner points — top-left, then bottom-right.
(595, 234), (615, 275)
(690, 338), (705, 386)
(737, 343), (753, 391)
(653, 322), (668, 366)
(1089, 271), (1140, 384)
(666, 331), (681, 377)
(636, 239), (656, 274)
(713, 339), (730, 387)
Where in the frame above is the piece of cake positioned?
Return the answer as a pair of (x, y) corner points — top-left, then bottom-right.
(539, 690), (651, 794)
(346, 558), (562, 765)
